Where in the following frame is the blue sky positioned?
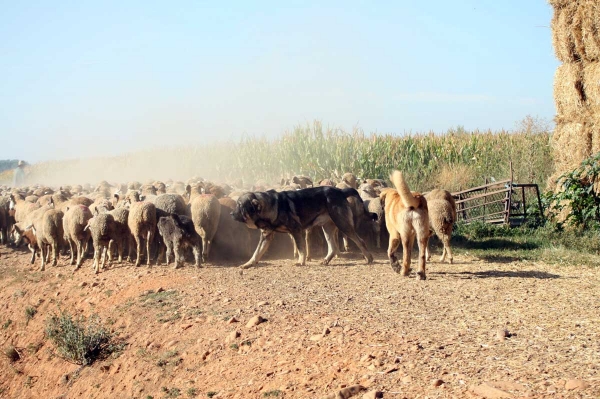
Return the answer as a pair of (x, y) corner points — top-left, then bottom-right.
(0, 1), (557, 162)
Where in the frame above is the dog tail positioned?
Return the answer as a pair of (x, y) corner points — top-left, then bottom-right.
(391, 170), (420, 209)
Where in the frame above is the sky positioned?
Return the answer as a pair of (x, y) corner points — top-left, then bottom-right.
(0, 0), (558, 163)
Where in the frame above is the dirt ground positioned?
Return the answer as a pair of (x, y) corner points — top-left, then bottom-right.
(0, 243), (599, 399)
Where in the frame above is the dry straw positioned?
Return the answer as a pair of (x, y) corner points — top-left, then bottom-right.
(551, 121), (592, 175)
(554, 62), (586, 121)
(580, 0), (600, 61)
(551, 2), (581, 63)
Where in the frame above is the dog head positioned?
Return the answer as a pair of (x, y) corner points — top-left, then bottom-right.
(231, 192), (262, 229)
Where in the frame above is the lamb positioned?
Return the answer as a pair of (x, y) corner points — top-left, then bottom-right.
(105, 207), (130, 264)
(424, 189), (457, 264)
(189, 194), (221, 263)
(127, 200), (157, 267)
(31, 208), (64, 271)
(10, 224), (40, 264)
(157, 213), (202, 268)
(154, 194), (188, 217)
(62, 205), (93, 269)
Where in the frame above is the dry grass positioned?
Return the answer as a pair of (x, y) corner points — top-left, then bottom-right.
(554, 62), (586, 122)
(551, 121), (592, 175)
(551, 2), (581, 63)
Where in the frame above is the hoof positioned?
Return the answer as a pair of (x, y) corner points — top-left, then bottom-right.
(365, 254), (374, 264)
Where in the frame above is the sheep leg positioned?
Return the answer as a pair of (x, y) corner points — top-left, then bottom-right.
(146, 230), (154, 267)
(117, 240), (124, 264)
(441, 233), (453, 264)
(202, 239), (212, 263)
(127, 235), (135, 263)
(164, 241), (172, 266)
(93, 248), (100, 274)
(192, 243), (202, 268)
(39, 242), (46, 272)
(375, 223), (381, 249)
(67, 238), (75, 266)
(51, 241), (58, 266)
(173, 240), (183, 269)
(101, 246), (108, 270)
(134, 235), (142, 267)
(29, 244), (36, 264)
(75, 240), (84, 269)
(107, 240), (114, 266)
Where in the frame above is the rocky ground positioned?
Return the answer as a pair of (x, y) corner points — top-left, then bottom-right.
(0, 243), (599, 399)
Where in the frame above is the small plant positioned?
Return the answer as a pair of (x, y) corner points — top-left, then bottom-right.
(263, 390), (281, 397)
(229, 343), (239, 350)
(45, 310), (114, 365)
(161, 387), (181, 398)
(206, 392), (218, 398)
(3, 346), (20, 362)
(146, 396), (154, 399)
(24, 376), (33, 388)
(25, 307), (37, 323)
(2, 319), (12, 330)
(186, 387), (198, 398)
(26, 342), (42, 355)
(104, 290), (114, 297)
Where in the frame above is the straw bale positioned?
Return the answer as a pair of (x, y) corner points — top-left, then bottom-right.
(583, 62), (600, 109)
(551, 2), (581, 62)
(548, 0), (574, 9)
(588, 112), (600, 154)
(551, 121), (592, 175)
(579, 0), (600, 61)
(554, 62), (586, 121)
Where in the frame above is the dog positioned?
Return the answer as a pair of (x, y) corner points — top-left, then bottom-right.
(231, 187), (374, 269)
(380, 171), (429, 280)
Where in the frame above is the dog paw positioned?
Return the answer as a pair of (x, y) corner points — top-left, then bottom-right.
(401, 267), (411, 277)
(321, 259), (330, 265)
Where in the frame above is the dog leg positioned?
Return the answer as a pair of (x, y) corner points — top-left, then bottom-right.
(305, 227), (313, 261)
(387, 232), (401, 273)
(290, 233), (298, 259)
(321, 223), (339, 265)
(290, 230), (306, 266)
(401, 233), (415, 277)
(240, 230), (274, 269)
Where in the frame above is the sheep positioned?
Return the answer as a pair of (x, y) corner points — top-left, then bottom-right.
(189, 194), (221, 263)
(68, 196), (94, 208)
(185, 183), (204, 203)
(318, 179), (335, 187)
(358, 183), (377, 201)
(363, 197), (385, 249)
(212, 200), (251, 261)
(89, 198), (114, 215)
(0, 206), (7, 245)
(103, 207), (130, 264)
(25, 195), (39, 203)
(424, 189), (457, 264)
(127, 200), (157, 267)
(154, 194), (188, 216)
(157, 213), (202, 268)
(153, 181), (167, 194)
(342, 172), (359, 189)
(292, 175), (313, 188)
(85, 212), (119, 274)
(62, 205), (93, 269)
(31, 208), (64, 271)
(10, 223), (40, 264)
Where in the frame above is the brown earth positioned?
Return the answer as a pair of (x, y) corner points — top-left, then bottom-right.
(0, 243), (599, 399)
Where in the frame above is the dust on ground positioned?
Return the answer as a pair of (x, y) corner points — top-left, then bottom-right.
(0, 245), (598, 399)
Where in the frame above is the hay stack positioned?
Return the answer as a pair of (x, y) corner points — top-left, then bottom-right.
(550, 0), (600, 190)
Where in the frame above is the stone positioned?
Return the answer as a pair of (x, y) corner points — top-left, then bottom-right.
(470, 382), (512, 398)
(246, 315), (266, 328)
(565, 379), (588, 390)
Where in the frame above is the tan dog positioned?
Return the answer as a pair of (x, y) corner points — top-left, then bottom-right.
(380, 171), (429, 280)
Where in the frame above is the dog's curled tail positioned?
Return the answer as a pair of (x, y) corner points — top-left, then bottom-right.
(391, 170), (420, 209)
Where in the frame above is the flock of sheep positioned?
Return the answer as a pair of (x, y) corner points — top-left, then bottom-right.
(0, 172), (456, 274)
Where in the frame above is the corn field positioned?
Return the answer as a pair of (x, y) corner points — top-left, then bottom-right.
(1, 120), (554, 192)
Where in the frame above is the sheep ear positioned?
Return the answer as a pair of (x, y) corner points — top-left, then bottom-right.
(251, 199), (261, 212)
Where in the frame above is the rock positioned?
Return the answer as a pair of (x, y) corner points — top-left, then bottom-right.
(362, 391), (383, 399)
(246, 315), (266, 328)
(496, 329), (510, 340)
(470, 382), (512, 398)
(401, 375), (412, 384)
(321, 385), (366, 399)
(275, 300), (285, 306)
(226, 331), (240, 343)
(180, 323), (193, 330)
(431, 379), (444, 387)
(157, 287), (165, 293)
(322, 327), (331, 336)
(58, 374), (69, 385)
(384, 366), (398, 374)
(164, 340), (178, 349)
(79, 282), (87, 287)
(227, 316), (239, 324)
(565, 379), (588, 390)
(490, 381), (525, 391)
(91, 281), (99, 287)
(257, 301), (269, 306)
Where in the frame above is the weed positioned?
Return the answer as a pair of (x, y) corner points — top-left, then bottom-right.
(186, 387), (198, 397)
(104, 290), (114, 297)
(3, 346), (20, 362)
(263, 390), (281, 397)
(161, 387), (181, 398)
(3, 319), (12, 330)
(24, 376), (33, 388)
(206, 392), (218, 398)
(45, 309), (115, 365)
(26, 342), (42, 355)
(229, 343), (238, 350)
(25, 307), (37, 323)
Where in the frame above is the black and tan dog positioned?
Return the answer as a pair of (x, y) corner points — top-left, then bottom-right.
(231, 187), (374, 269)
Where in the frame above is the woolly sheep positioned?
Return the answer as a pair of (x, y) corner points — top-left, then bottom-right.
(189, 194), (221, 263)
(31, 208), (64, 271)
(85, 212), (118, 274)
(127, 200), (157, 267)
(157, 213), (202, 268)
(424, 189), (457, 264)
(62, 205), (93, 269)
